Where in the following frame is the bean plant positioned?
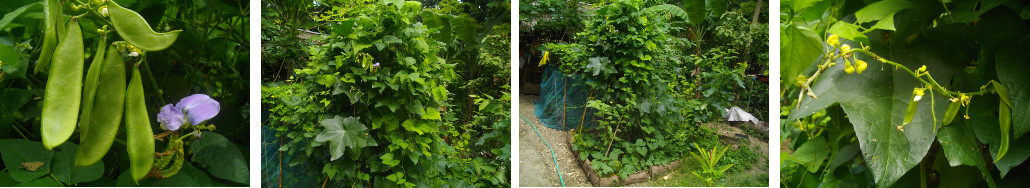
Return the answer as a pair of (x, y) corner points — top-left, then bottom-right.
(0, 0), (249, 186)
(782, 0), (1030, 187)
(539, 0), (768, 183)
(261, 0), (510, 187)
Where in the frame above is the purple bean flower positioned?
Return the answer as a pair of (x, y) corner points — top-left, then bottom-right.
(373, 62), (380, 67)
(157, 94), (220, 131)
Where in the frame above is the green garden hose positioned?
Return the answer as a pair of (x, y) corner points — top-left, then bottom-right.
(520, 114), (566, 187)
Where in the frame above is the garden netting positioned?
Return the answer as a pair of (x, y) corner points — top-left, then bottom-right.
(261, 126), (319, 187)
(533, 65), (598, 130)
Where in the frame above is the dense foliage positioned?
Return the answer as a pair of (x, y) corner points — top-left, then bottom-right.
(530, 0), (769, 184)
(261, 0), (510, 187)
(0, 0), (250, 186)
(781, 0), (1030, 187)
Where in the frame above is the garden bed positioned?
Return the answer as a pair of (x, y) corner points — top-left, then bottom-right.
(565, 132), (683, 187)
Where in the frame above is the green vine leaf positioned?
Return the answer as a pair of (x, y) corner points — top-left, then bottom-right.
(790, 45), (960, 187)
(854, 0), (913, 25)
(315, 115), (378, 161)
(781, 25), (822, 90)
(0, 139), (54, 183)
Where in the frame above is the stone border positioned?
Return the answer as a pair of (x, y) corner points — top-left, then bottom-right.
(565, 132), (684, 187)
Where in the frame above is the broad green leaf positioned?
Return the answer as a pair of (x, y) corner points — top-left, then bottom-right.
(14, 177), (62, 187)
(0, 2), (41, 30)
(330, 20), (355, 37)
(854, 0), (914, 24)
(115, 163), (208, 186)
(452, 16), (479, 43)
(380, 153), (400, 167)
(787, 0), (825, 13)
(384, 35), (402, 44)
(586, 57), (606, 76)
(423, 107), (441, 120)
(315, 115), (377, 161)
(190, 131), (249, 184)
(789, 45), (960, 187)
(645, 4), (689, 22)
(868, 14), (898, 31)
(936, 121), (983, 167)
(0, 139), (54, 183)
(706, 0), (725, 18)
(827, 22), (869, 44)
(787, 136), (829, 173)
(995, 46), (1030, 138)
(51, 143), (104, 185)
(0, 41), (27, 79)
(681, 0), (705, 24)
(781, 25), (822, 90)
(420, 11), (452, 43)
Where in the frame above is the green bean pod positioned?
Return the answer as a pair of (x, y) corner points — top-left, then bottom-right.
(902, 96), (919, 126)
(942, 99), (961, 126)
(34, 0), (62, 74)
(75, 43), (127, 167)
(997, 102), (1011, 163)
(107, 1), (181, 51)
(41, 19), (83, 149)
(78, 38), (108, 143)
(125, 67), (154, 183)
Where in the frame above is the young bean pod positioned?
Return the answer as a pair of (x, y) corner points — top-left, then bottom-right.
(41, 19), (83, 149)
(942, 98), (961, 126)
(78, 38), (108, 143)
(107, 1), (181, 51)
(997, 102), (1011, 163)
(76, 43), (127, 167)
(125, 67), (154, 183)
(34, 0), (62, 74)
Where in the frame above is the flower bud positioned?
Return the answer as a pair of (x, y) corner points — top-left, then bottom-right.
(841, 44), (851, 52)
(917, 65), (927, 73)
(844, 60), (855, 74)
(827, 34), (840, 47)
(795, 75), (807, 87)
(855, 60), (868, 74)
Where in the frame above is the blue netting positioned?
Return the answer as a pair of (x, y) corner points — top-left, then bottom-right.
(533, 65), (598, 130)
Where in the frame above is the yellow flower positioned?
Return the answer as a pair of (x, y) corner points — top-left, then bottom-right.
(827, 34), (840, 47)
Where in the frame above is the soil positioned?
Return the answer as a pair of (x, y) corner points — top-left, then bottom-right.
(518, 95), (591, 187)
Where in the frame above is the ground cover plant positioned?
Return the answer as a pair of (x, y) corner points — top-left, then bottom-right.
(0, 0), (250, 186)
(260, 0), (510, 187)
(523, 0), (768, 186)
(781, 0), (1030, 187)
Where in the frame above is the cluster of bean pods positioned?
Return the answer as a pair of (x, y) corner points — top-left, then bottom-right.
(35, 0), (180, 183)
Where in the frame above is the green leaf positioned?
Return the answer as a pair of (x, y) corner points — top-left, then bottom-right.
(681, 0), (705, 24)
(423, 107), (441, 120)
(0, 139), (54, 183)
(788, 0), (826, 13)
(14, 177), (62, 187)
(331, 20), (355, 36)
(0, 43), (27, 79)
(787, 136), (829, 173)
(380, 153), (401, 167)
(0, 2), (41, 31)
(868, 14), (898, 31)
(384, 35), (402, 44)
(781, 25), (823, 90)
(115, 163), (207, 186)
(996, 46), (1030, 138)
(827, 22), (869, 44)
(854, 0), (914, 24)
(190, 131), (249, 184)
(936, 121), (983, 167)
(51, 143), (104, 185)
(315, 115), (378, 161)
(789, 45), (960, 187)
(420, 11), (452, 43)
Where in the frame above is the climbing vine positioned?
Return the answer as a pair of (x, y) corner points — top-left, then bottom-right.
(781, 0), (1030, 187)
